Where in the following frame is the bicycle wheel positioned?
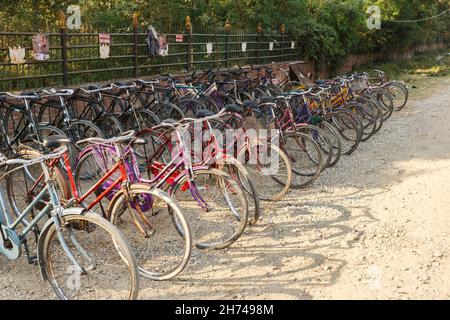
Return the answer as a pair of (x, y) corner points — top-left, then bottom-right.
(266, 84), (283, 96)
(358, 95), (384, 135)
(250, 88), (268, 101)
(327, 111), (361, 156)
(123, 109), (160, 131)
(280, 131), (322, 189)
(108, 184), (192, 280)
(95, 114), (124, 138)
(39, 212), (139, 300)
(178, 98), (209, 118)
(74, 148), (116, 216)
(6, 149), (70, 223)
(199, 95), (220, 114)
(169, 168), (248, 250)
(213, 92), (236, 111)
(296, 124), (332, 170)
(65, 120), (105, 161)
(371, 88), (394, 121)
(150, 102), (185, 121)
(209, 155), (261, 225)
(236, 141), (292, 201)
(317, 120), (342, 168)
(348, 101), (378, 142)
(134, 128), (173, 169)
(385, 82), (408, 111)
(37, 101), (64, 126)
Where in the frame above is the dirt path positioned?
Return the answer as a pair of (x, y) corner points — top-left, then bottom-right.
(1, 75), (449, 300)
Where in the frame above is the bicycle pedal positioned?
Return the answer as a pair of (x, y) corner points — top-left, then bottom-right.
(27, 255), (38, 265)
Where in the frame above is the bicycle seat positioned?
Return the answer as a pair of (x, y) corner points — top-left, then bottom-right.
(122, 137), (147, 146)
(243, 100), (258, 110)
(258, 97), (277, 103)
(21, 91), (36, 96)
(43, 135), (73, 149)
(196, 109), (215, 118)
(136, 79), (159, 85)
(114, 81), (135, 88)
(224, 104), (243, 113)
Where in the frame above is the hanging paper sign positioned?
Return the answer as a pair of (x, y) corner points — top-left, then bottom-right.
(99, 33), (111, 45)
(206, 42), (213, 55)
(158, 34), (169, 57)
(32, 33), (50, 61)
(175, 34), (184, 42)
(99, 33), (111, 59)
(269, 42), (274, 51)
(241, 42), (247, 52)
(9, 46), (26, 64)
(291, 41), (295, 49)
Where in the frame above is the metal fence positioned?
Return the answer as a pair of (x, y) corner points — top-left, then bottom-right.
(0, 21), (300, 91)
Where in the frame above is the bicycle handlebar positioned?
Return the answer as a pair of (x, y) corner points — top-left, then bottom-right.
(136, 79), (160, 85)
(0, 146), (68, 167)
(112, 82), (137, 89)
(79, 85), (114, 93)
(76, 130), (136, 145)
(153, 108), (227, 130)
(4, 92), (40, 100)
(286, 88), (313, 96)
(180, 108), (227, 124)
(40, 88), (75, 97)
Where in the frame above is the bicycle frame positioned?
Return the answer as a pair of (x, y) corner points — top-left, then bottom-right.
(0, 100), (40, 150)
(0, 160), (87, 272)
(24, 147), (129, 216)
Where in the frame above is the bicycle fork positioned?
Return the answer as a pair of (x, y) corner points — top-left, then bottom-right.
(121, 183), (155, 238)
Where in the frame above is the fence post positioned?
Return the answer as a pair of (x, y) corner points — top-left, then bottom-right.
(224, 19), (231, 68)
(59, 11), (69, 86)
(280, 24), (285, 63)
(257, 23), (263, 64)
(132, 12), (139, 78)
(186, 16), (192, 72)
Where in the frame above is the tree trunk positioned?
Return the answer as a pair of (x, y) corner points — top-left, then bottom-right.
(31, 0), (40, 30)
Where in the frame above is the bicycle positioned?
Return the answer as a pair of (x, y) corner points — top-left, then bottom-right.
(8, 131), (193, 281)
(0, 92), (66, 156)
(0, 142), (139, 300)
(133, 122), (250, 250)
(67, 85), (124, 138)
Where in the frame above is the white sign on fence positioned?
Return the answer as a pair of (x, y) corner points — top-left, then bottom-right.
(206, 42), (213, 55)
(9, 46), (26, 64)
(99, 34), (111, 59)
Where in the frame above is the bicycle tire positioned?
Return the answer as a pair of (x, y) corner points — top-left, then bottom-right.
(39, 211), (139, 300)
(169, 168), (249, 250)
(108, 184), (192, 281)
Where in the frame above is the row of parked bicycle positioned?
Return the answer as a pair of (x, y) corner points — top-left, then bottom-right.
(0, 65), (409, 299)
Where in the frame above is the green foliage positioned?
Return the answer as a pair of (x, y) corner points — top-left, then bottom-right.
(355, 48), (450, 82)
(0, 0), (448, 68)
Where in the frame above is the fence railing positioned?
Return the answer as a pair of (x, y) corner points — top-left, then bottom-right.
(0, 20), (300, 91)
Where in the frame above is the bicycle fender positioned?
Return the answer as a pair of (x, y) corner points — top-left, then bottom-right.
(106, 183), (152, 220)
(167, 165), (210, 194)
(75, 145), (96, 166)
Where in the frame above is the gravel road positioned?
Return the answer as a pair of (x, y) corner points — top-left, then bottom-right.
(1, 75), (449, 300)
